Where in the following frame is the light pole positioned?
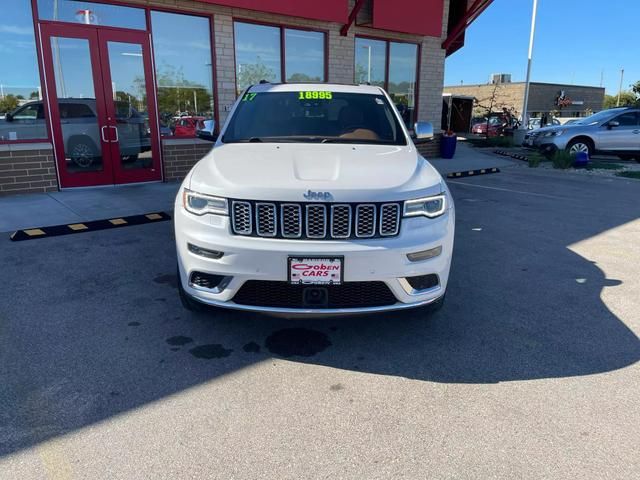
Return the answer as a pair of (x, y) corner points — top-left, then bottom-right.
(616, 68), (624, 106)
(520, 0), (538, 131)
(361, 45), (371, 84)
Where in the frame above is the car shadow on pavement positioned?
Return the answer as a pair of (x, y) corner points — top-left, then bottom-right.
(1, 177), (639, 457)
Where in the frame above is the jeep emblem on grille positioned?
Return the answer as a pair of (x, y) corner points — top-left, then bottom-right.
(303, 190), (333, 201)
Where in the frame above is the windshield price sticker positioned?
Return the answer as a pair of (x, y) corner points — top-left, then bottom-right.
(298, 91), (333, 100)
(242, 93), (257, 102)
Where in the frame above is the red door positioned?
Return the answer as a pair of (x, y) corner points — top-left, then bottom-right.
(40, 24), (162, 187)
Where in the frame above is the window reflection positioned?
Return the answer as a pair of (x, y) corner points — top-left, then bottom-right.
(37, 0), (146, 30)
(354, 38), (386, 88)
(151, 11), (214, 138)
(0, 1), (47, 141)
(354, 37), (418, 128)
(285, 29), (325, 82)
(234, 22), (281, 95)
(389, 42), (418, 128)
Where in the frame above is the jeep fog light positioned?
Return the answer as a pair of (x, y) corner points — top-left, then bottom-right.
(188, 243), (224, 259)
(407, 245), (442, 262)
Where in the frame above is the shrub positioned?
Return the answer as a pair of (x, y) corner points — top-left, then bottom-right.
(552, 150), (575, 169)
(528, 154), (541, 168)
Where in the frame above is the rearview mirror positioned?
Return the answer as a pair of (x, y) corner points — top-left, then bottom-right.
(413, 121), (434, 142)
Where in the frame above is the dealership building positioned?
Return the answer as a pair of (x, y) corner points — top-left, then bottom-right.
(444, 75), (606, 123)
(0, 0), (491, 196)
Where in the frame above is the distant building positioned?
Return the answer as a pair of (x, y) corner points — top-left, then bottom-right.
(444, 80), (605, 120)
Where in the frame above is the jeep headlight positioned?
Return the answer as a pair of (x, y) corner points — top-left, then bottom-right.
(403, 193), (447, 218)
(543, 130), (565, 137)
(182, 188), (228, 216)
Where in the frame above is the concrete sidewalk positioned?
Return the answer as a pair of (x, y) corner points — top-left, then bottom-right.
(0, 142), (511, 233)
(0, 182), (179, 233)
(427, 141), (516, 173)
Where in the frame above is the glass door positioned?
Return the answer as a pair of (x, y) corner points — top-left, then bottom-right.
(40, 24), (161, 187)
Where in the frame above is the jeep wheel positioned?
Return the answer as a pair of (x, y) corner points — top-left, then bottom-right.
(566, 139), (593, 157)
(69, 139), (97, 168)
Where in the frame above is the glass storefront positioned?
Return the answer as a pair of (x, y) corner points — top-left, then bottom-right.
(150, 11), (215, 138)
(0, 1), (47, 141)
(36, 0), (146, 29)
(234, 21), (326, 94)
(355, 37), (419, 128)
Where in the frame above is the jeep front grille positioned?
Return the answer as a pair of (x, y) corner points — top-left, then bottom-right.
(230, 200), (401, 240)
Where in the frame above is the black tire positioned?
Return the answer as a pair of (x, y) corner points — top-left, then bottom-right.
(566, 138), (593, 158)
(178, 271), (207, 313)
(68, 137), (98, 168)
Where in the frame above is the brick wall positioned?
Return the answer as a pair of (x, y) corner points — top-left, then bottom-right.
(0, 144), (58, 196)
(162, 139), (214, 181)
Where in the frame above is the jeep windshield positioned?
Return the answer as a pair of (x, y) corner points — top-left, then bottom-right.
(221, 91), (407, 145)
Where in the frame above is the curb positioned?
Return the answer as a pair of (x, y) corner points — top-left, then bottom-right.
(10, 212), (172, 242)
(494, 150), (529, 161)
(446, 167), (500, 179)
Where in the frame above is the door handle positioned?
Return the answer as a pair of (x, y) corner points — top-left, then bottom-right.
(110, 126), (119, 143)
(101, 125), (109, 143)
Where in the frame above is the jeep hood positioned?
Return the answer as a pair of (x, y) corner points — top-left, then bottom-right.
(189, 143), (443, 202)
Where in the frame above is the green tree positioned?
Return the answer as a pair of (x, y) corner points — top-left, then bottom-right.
(236, 58), (276, 95)
(603, 91), (637, 108)
(0, 95), (20, 115)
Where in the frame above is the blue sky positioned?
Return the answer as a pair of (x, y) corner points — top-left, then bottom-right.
(445, 0), (640, 94)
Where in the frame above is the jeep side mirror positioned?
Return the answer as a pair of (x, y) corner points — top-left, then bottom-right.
(607, 120), (620, 129)
(5, 113), (13, 122)
(413, 121), (434, 142)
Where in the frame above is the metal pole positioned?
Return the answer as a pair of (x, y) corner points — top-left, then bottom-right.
(520, 0), (538, 129)
(616, 68), (624, 106)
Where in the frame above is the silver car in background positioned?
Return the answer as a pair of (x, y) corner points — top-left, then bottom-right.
(523, 107), (640, 161)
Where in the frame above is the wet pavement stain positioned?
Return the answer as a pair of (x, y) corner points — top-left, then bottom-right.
(330, 384), (344, 391)
(166, 336), (193, 346)
(243, 342), (261, 353)
(265, 328), (332, 358)
(189, 344), (233, 359)
(153, 274), (178, 288)
(128, 321), (141, 327)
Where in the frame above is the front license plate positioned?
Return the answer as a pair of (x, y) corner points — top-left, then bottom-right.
(526, 138), (534, 146)
(288, 257), (343, 285)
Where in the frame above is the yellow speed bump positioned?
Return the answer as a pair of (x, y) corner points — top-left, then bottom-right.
(68, 223), (88, 231)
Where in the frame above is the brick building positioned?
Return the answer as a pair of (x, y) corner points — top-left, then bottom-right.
(0, 0), (491, 195)
(444, 80), (605, 122)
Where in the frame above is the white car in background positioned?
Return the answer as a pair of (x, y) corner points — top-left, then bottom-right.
(174, 83), (455, 315)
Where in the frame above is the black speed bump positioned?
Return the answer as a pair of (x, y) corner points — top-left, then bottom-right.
(10, 211), (172, 242)
(446, 167), (500, 179)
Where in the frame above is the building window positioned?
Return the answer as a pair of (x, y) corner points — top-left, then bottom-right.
(37, 0), (146, 30)
(0, 1), (47, 141)
(234, 21), (326, 95)
(151, 11), (214, 137)
(355, 37), (419, 128)
(284, 29), (324, 82)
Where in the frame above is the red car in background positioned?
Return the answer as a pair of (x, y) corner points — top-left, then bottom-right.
(472, 115), (516, 137)
(172, 116), (205, 138)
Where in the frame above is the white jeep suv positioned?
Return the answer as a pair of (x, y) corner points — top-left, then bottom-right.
(174, 83), (455, 315)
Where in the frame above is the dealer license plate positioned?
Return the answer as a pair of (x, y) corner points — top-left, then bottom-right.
(288, 257), (343, 285)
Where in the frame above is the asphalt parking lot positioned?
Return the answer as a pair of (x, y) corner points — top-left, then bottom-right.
(1, 167), (639, 479)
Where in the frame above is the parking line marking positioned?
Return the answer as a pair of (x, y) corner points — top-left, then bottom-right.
(447, 180), (563, 199)
(24, 228), (46, 236)
(109, 218), (127, 225)
(68, 223), (88, 231)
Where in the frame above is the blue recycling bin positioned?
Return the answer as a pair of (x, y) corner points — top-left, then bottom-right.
(573, 151), (589, 168)
(440, 134), (457, 159)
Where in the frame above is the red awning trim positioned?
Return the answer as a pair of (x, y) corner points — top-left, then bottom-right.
(442, 0), (493, 54)
(340, 0), (367, 36)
